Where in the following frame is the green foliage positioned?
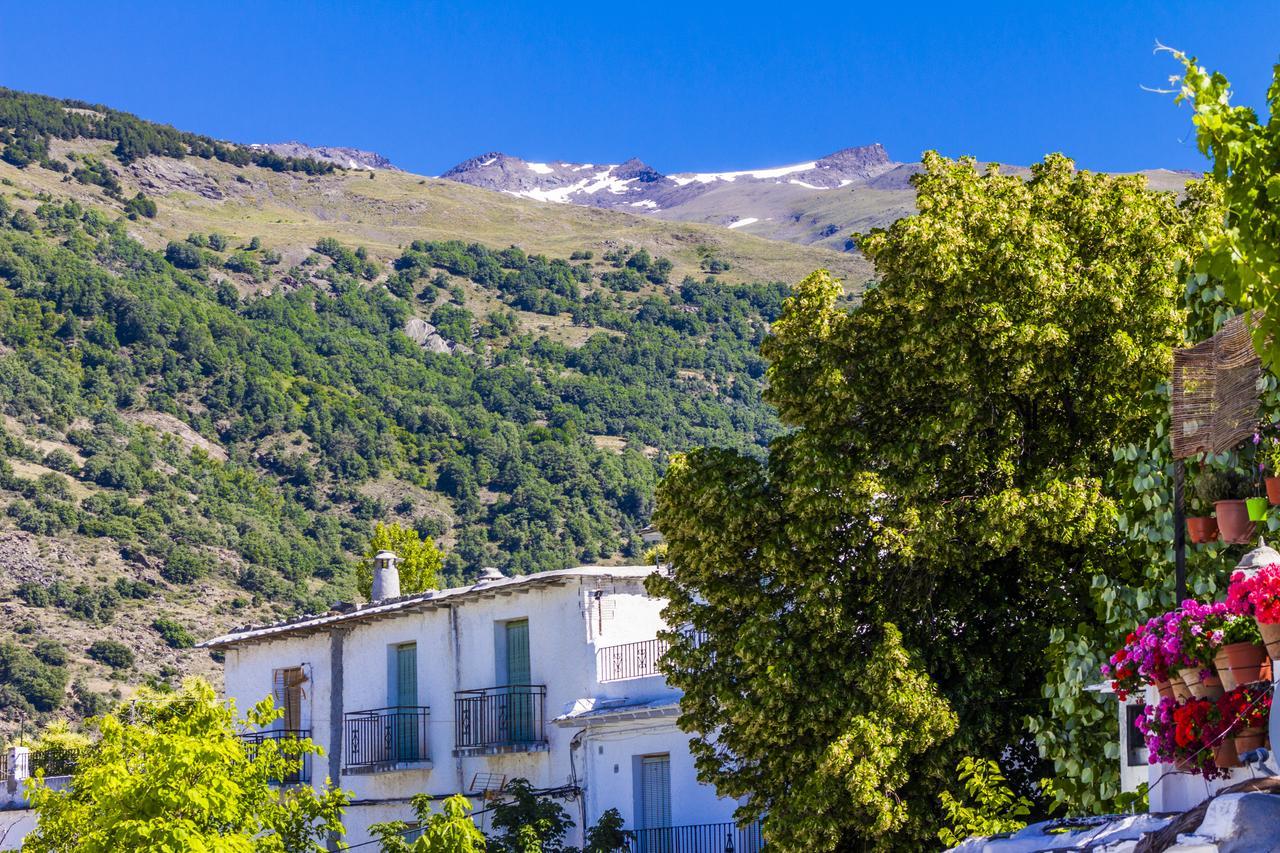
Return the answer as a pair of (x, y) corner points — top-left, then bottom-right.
(0, 87), (335, 174)
(32, 639), (68, 667)
(164, 239), (203, 269)
(370, 794), (486, 853)
(1171, 53), (1280, 369)
(357, 522), (444, 600)
(152, 617), (195, 649)
(22, 679), (349, 852)
(583, 809), (627, 853)
(937, 758), (1032, 847)
(0, 639), (66, 713)
(651, 153), (1215, 847)
(87, 640), (134, 670)
(122, 193), (156, 220)
(486, 779), (575, 853)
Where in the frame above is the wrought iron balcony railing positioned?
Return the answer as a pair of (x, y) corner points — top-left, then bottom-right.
(343, 706), (430, 770)
(630, 821), (765, 853)
(597, 632), (707, 683)
(238, 728), (312, 784)
(597, 637), (671, 682)
(454, 685), (547, 754)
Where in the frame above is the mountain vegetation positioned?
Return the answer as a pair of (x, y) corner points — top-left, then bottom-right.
(0, 92), (811, 733)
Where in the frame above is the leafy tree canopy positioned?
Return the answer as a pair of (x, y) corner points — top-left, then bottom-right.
(357, 521), (445, 600)
(649, 152), (1217, 848)
(22, 678), (349, 853)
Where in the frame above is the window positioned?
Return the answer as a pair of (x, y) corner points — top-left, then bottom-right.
(637, 754), (672, 830)
(272, 667), (306, 731)
(1126, 704), (1149, 767)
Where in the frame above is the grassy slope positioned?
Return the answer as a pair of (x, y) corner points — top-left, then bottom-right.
(1, 140), (872, 288)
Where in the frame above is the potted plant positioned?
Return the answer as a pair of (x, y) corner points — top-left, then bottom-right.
(1256, 427), (1280, 504)
(1206, 468), (1254, 544)
(1218, 681), (1272, 757)
(1210, 613), (1269, 690)
(1189, 468), (1223, 544)
(1174, 600), (1231, 699)
(1226, 564), (1280, 659)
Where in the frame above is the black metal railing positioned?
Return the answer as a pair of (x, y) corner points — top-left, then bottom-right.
(30, 745), (79, 778)
(598, 638), (671, 682)
(239, 729), (312, 784)
(344, 706), (430, 769)
(454, 685), (547, 751)
(630, 821), (764, 853)
(597, 632), (707, 682)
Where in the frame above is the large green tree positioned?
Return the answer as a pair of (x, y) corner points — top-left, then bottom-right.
(22, 679), (349, 852)
(649, 152), (1216, 848)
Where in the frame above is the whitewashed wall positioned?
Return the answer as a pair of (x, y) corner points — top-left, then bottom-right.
(219, 570), (737, 848)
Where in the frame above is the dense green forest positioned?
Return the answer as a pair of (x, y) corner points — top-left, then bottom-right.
(0, 187), (786, 623)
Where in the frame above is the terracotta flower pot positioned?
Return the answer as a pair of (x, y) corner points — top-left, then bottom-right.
(1187, 516), (1220, 544)
(1214, 737), (1243, 768)
(1234, 727), (1267, 757)
(1180, 666), (1225, 699)
(1268, 476), (1280, 505)
(1248, 496), (1270, 522)
(1259, 620), (1280, 660)
(1216, 499), (1257, 544)
(1154, 679), (1175, 701)
(1171, 678), (1192, 701)
(1214, 642), (1270, 690)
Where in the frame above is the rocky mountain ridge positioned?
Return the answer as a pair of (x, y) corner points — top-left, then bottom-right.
(250, 141), (399, 171)
(439, 144), (1198, 252)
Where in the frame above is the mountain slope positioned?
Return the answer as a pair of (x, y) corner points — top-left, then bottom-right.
(441, 145), (1200, 252)
(0, 89), (845, 734)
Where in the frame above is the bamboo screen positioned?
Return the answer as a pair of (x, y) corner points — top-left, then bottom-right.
(1171, 312), (1262, 459)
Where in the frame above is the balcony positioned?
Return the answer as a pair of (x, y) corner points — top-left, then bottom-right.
(631, 821), (765, 853)
(597, 637), (671, 682)
(597, 632), (706, 683)
(238, 729), (312, 784)
(454, 685), (548, 756)
(343, 706), (431, 773)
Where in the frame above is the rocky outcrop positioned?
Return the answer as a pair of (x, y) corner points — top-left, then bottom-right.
(250, 142), (399, 171)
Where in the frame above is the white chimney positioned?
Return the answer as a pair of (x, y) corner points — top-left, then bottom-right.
(371, 550), (400, 601)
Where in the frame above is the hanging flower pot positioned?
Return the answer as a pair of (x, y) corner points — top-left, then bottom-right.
(1233, 726), (1267, 757)
(1187, 516), (1220, 544)
(1248, 497), (1270, 522)
(1259, 621), (1280, 660)
(1215, 499), (1256, 544)
(1214, 737), (1243, 768)
(1171, 678), (1193, 701)
(1154, 679), (1175, 701)
(1214, 642), (1269, 690)
(1268, 476), (1280, 505)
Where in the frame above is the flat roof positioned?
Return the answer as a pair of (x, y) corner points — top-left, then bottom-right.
(201, 565), (657, 650)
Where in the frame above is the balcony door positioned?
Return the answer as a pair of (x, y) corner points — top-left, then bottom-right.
(394, 643), (418, 760)
(503, 619), (533, 742)
(272, 667), (305, 732)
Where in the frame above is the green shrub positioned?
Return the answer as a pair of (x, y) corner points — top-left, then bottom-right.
(152, 617), (194, 649)
(87, 639), (135, 669)
(0, 640), (66, 712)
(32, 639), (68, 667)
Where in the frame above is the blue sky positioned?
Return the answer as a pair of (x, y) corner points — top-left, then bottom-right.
(1, 1), (1276, 176)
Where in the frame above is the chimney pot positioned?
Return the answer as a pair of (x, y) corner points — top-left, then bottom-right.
(371, 550), (400, 601)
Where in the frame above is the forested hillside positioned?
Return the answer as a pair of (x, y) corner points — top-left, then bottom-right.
(0, 91), (816, 733)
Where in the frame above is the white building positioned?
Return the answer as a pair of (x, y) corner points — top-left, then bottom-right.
(202, 559), (756, 851)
